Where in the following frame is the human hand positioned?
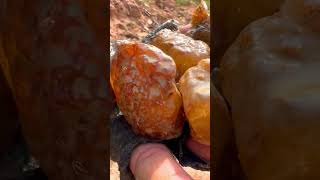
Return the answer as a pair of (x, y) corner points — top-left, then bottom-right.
(129, 138), (210, 180)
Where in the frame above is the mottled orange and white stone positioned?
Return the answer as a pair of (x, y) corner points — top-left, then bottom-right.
(110, 41), (184, 140)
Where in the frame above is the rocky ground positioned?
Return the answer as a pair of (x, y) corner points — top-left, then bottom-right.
(110, 0), (197, 41)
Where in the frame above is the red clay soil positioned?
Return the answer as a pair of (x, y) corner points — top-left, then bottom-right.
(110, 0), (197, 41)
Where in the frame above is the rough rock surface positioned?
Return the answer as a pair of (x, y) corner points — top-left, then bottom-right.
(111, 41), (184, 140)
(179, 59), (210, 146)
(214, 0), (284, 62)
(220, 0), (320, 179)
(151, 29), (210, 79)
(1, 0), (110, 179)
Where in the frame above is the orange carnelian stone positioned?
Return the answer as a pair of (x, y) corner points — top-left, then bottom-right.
(179, 59), (210, 145)
(151, 29), (210, 79)
(191, 0), (209, 27)
(110, 41), (184, 140)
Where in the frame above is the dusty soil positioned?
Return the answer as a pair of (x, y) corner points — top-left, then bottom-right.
(110, 0), (197, 41)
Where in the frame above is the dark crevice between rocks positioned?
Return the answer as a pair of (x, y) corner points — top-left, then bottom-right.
(0, 69), (47, 180)
(0, 126), (48, 180)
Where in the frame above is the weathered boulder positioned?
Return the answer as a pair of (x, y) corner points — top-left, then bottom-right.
(220, 0), (320, 179)
(0, 0), (110, 179)
(214, 0), (284, 63)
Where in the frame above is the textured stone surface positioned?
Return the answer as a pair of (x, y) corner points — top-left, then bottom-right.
(151, 29), (210, 79)
(220, 0), (320, 179)
(179, 59), (210, 145)
(0, 0), (109, 179)
(214, 0), (284, 62)
(191, 0), (209, 27)
(110, 41), (184, 140)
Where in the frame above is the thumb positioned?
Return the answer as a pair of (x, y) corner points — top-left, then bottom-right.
(130, 143), (192, 180)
